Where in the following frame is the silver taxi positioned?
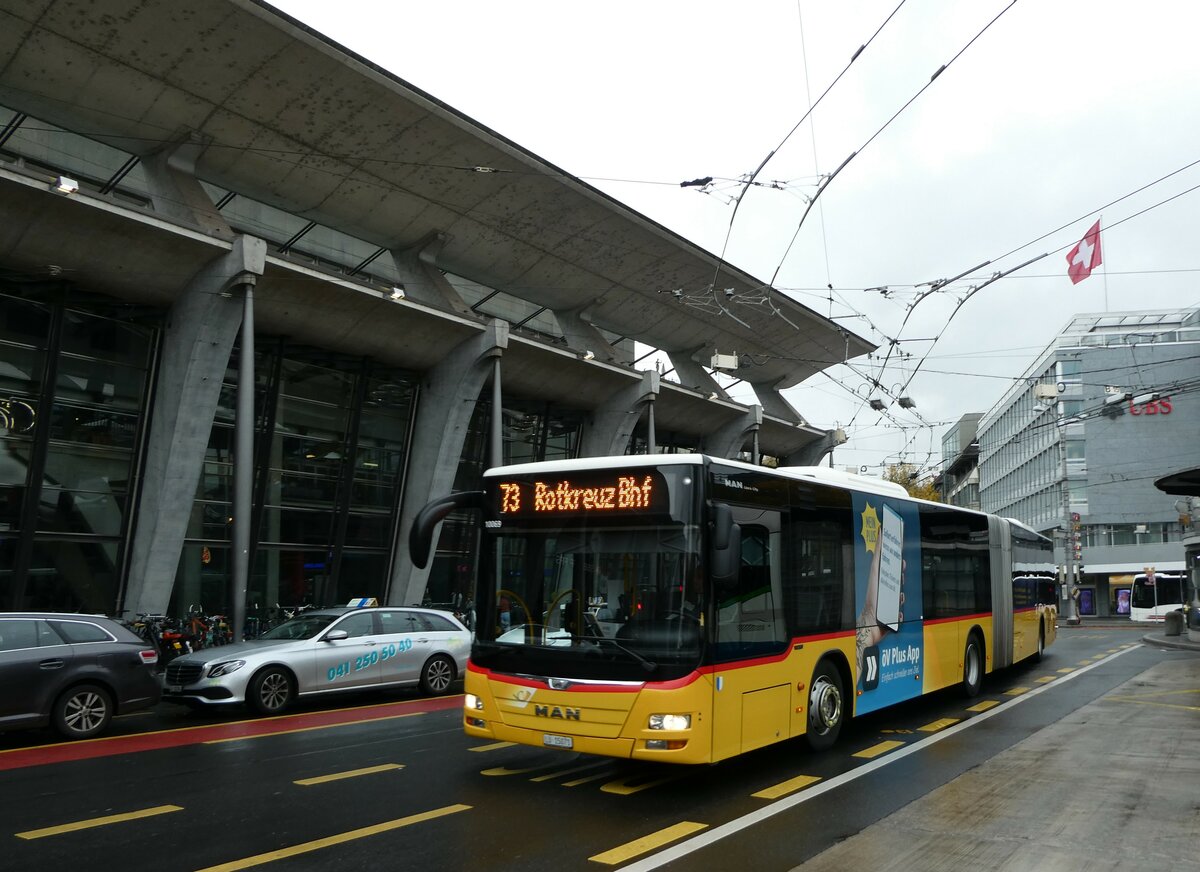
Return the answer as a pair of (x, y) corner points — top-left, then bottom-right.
(162, 607), (468, 715)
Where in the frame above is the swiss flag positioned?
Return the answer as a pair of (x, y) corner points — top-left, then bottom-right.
(1066, 220), (1102, 284)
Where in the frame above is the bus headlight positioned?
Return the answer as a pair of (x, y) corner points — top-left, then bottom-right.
(648, 714), (691, 731)
(465, 693), (484, 711)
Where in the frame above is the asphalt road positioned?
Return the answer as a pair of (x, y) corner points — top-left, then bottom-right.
(0, 625), (1175, 872)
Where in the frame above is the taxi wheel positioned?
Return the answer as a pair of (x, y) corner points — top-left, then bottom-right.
(419, 655), (455, 696)
(962, 635), (983, 698)
(53, 684), (113, 739)
(248, 666), (295, 715)
(805, 660), (844, 752)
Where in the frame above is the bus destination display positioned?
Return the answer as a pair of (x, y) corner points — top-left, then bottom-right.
(496, 473), (660, 516)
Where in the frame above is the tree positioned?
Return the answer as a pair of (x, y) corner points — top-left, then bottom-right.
(883, 463), (942, 502)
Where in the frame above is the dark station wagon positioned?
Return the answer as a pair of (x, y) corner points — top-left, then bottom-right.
(0, 613), (161, 740)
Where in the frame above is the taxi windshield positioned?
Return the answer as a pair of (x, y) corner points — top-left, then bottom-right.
(261, 614), (338, 640)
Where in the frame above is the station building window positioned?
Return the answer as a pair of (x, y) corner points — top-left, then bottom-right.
(0, 286), (157, 614)
(170, 341), (417, 616)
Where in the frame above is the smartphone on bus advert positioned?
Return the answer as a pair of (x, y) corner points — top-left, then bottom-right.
(876, 504), (904, 631)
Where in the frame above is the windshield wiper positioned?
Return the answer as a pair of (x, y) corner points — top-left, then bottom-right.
(568, 632), (657, 672)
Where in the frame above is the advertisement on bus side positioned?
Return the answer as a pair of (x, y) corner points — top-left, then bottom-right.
(852, 495), (924, 715)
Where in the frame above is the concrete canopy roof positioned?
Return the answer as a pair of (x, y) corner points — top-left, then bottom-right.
(0, 0), (873, 392)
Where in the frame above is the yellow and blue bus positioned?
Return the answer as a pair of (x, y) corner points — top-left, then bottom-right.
(411, 455), (1057, 764)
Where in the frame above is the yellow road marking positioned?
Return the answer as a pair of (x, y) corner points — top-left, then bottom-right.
(1004, 687), (1030, 696)
(1057, 667), (1076, 674)
(563, 771), (615, 787)
(752, 774), (821, 799)
(468, 741), (516, 753)
(294, 763), (404, 786)
(1106, 689), (1200, 713)
(530, 761), (609, 782)
(195, 805), (471, 871)
(589, 821), (708, 865)
(966, 700), (1000, 712)
(1078, 659), (1095, 665)
(917, 718), (959, 733)
(853, 740), (904, 759)
(204, 711), (424, 743)
(600, 772), (688, 795)
(1035, 676), (1055, 684)
(16, 805), (183, 840)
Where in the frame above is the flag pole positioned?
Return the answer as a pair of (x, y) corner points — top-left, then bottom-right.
(1100, 214), (1109, 311)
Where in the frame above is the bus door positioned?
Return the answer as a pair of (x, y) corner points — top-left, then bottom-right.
(709, 507), (790, 761)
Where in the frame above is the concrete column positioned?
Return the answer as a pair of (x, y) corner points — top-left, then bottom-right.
(141, 137), (232, 236)
(122, 236), (266, 617)
(552, 306), (618, 363)
(580, 370), (660, 457)
(389, 320), (509, 607)
(751, 380), (806, 425)
(785, 428), (848, 467)
(704, 404), (763, 460)
(389, 233), (473, 316)
(667, 349), (729, 399)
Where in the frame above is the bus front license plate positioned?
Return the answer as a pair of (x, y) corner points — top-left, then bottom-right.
(543, 733), (573, 749)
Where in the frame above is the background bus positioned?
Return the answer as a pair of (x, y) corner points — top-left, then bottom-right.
(1129, 572), (1186, 622)
(411, 455), (1057, 765)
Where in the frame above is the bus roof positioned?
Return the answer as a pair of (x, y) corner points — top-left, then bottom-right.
(484, 454), (911, 500)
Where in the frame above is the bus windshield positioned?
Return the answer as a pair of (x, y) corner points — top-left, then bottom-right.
(1131, 575), (1185, 609)
(476, 525), (704, 679)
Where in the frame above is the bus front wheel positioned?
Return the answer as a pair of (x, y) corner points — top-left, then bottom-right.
(962, 636), (983, 698)
(805, 661), (844, 751)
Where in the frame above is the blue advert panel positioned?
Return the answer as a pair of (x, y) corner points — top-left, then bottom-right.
(852, 494), (923, 715)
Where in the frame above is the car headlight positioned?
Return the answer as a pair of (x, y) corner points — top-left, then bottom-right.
(208, 660), (246, 678)
(648, 714), (691, 731)
(464, 693), (484, 710)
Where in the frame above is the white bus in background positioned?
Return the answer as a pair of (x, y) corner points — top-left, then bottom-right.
(1128, 571), (1187, 622)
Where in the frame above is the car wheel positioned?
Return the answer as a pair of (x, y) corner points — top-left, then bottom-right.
(805, 660), (845, 752)
(248, 667), (295, 715)
(53, 684), (113, 740)
(962, 635), (984, 698)
(419, 655), (455, 696)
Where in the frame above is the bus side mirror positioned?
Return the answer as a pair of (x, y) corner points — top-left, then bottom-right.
(409, 491), (485, 568)
(710, 503), (741, 584)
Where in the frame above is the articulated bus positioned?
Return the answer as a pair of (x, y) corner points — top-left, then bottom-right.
(1129, 572), (1187, 622)
(411, 455), (1057, 764)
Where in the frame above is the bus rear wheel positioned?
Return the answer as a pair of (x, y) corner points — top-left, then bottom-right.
(805, 661), (844, 751)
(962, 636), (983, 698)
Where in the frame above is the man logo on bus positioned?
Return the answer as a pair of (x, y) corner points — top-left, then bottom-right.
(535, 705), (581, 721)
(860, 503), (880, 553)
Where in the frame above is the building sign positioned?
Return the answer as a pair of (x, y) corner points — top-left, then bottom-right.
(1129, 396), (1172, 416)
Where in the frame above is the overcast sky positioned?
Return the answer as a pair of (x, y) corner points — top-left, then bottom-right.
(273, 0), (1199, 475)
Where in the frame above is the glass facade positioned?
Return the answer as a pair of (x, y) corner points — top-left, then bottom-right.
(0, 286), (156, 613)
(170, 343), (417, 618)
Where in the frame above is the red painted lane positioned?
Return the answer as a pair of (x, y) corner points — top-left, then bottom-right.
(0, 695), (463, 772)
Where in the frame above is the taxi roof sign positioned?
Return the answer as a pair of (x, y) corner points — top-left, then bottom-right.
(346, 597), (379, 608)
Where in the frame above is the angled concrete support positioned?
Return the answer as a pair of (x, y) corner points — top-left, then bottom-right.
(141, 136), (232, 236)
(704, 405), (763, 460)
(390, 320), (509, 607)
(751, 381), (806, 425)
(785, 428), (848, 467)
(668, 349), (729, 399)
(390, 233), (473, 316)
(553, 306), (618, 362)
(580, 370), (660, 457)
(122, 236), (267, 616)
